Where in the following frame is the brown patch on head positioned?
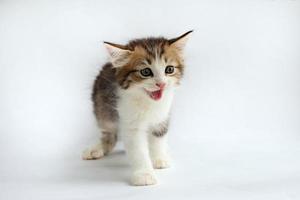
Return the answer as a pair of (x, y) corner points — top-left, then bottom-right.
(115, 45), (149, 89)
(114, 38), (169, 89)
(127, 37), (168, 59)
(105, 31), (192, 89)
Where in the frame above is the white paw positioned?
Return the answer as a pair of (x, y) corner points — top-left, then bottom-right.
(131, 170), (157, 186)
(82, 145), (104, 160)
(152, 158), (170, 169)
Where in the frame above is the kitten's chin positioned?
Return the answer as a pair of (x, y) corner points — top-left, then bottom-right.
(144, 89), (163, 101)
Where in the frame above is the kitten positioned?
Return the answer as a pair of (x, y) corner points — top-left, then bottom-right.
(82, 31), (192, 186)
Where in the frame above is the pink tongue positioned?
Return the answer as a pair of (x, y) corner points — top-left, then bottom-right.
(151, 89), (163, 100)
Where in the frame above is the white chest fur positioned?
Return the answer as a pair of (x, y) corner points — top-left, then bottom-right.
(117, 88), (174, 128)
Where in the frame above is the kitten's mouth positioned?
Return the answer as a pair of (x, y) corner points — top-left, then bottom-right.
(145, 89), (163, 101)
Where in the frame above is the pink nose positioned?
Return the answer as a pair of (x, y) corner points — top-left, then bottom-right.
(156, 82), (166, 89)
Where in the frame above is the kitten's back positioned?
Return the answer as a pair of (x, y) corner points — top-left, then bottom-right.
(92, 63), (119, 124)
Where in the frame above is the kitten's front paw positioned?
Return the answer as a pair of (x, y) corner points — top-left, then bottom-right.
(152, 158), (170, 169)
(82, 146), (104, 160)
(131, 170), (157, 186)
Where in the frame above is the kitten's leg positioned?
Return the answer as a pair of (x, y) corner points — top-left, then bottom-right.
(149, 121), (171, 169)
(122, 127), (157, 186)
(82, 121), (117, 160)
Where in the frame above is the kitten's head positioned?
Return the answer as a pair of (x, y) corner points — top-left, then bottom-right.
(104, 31), (192, 101)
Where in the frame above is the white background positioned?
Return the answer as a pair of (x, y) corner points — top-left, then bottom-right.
(0, 0), (300, 199)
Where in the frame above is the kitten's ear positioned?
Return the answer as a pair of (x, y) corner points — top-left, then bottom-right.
(103, 41), (132, 68)
(168, 30), (193, 51)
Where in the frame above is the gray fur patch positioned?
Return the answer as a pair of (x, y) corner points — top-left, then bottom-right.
(92, 62), (119, 124)
(151, 119), (169, 137)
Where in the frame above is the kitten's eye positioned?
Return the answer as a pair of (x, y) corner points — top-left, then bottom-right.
(165, 65), (174, 74)
(140, 68), (153, 77)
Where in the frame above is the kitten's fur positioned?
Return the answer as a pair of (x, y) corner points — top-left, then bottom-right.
(82, 31), (192, 186)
